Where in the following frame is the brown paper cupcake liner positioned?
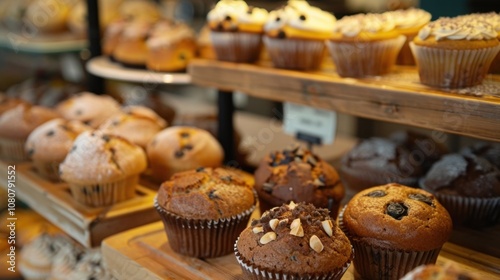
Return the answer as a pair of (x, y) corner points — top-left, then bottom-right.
(68, 175), (138, 207)
(154, 193), (257, 258)
(32, 161), (62, 182)
(338, 206), (441, 280)
(263, 36), (325, 70)
(397, 33), (418, 65)
(410, 42), (500, 88)
(326, 35), (405, 77)
(0, 137), (28, 162)
(210, 31), (263, 63)
(234, 238), (352, 280)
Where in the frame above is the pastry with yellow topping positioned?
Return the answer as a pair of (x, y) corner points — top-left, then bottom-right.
(264, 0), (335, 70)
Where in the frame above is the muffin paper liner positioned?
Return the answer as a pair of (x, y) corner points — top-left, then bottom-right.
(326, 35), (405, 77)
(0, 137), (28, 162)
(410, 42), (500, 88)
(234, 238), (352, 280)
(420, 180), (500, 227)
(338, 206), (441, 280)
(210, 31), (263, 63)
(397, 33), (417, 65)
(154, 192), (257, 258)
(68, 175), (138, 207)
(263, 36), (325, 70)
(32, 161), (62, 182)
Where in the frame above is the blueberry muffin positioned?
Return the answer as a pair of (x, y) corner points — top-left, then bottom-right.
(235, 201), (352, 280)
(340, 183), (453, 280)
(155, 167), (257, 258)
(254, 144), (344, 219)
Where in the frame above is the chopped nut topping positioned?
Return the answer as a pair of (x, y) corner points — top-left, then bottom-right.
(288, 201), (297, 210)
(269, 219), (279, 231)
(310, 235), (324, 253)
(290, 218), (301, 229)
(279, 219), (289, 226)
(289, 224), (304, 237)
(313, 178), (325, 187)
(321, 220), (333, 237)
(259, 232), (277, 244)
(252, 226), (264, 234)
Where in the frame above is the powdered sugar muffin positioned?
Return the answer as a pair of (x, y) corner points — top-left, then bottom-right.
(410, 16), (500, 88)
(207, 0), (268, 63)
(264, 0), (335, 70)
(25, 118), (91, 181)
(23, 0), (74, 34)
(59, 130), (147, 207)
(55, 92), (121, 128)
(327, 13), (405, 77)
(112, 20), (152, 68)
(99, 105), (166, 149)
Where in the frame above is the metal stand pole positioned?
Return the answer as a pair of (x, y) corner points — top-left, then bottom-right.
(86, 0), (104, 94)
(217, 90), (236, 165)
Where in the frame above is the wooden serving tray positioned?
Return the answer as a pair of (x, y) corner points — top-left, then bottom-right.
(102, 221), (500, 280)
(0, 161), (160, 247)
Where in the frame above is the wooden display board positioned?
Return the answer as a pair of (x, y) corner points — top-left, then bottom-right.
(102, 221), (500, 280)
(0, 161), (160, 247)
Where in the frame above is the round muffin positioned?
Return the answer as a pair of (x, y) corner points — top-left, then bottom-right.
(55, 92), (121, 128)
(385, 8), (432, 65)
(99, 105), (167, 149)
(155, 167), (257, 258)
(340, 183), (453, 280)
(401, 262), (481, 280)
(25, 118), (91, 181)
(264, 0), (335, 70)
(235, 201), (352, 280)
(207, 0), (268, 63)
(460, 141), (500, 168)
(0, 96), (28, 115)
(59, 130), (147, 207)
(410, 16), (500, 88)
(254, 144), (344, 219)
(146, 20), (197, 72)
(420, 153), (500, 227)
(327, 12), (405, 77)
(0, 103), (59, 162)
(112, 20), (152, 68)
(102, 19), (127, 57)
(23, 0), (73, 34)
(146, 126), (224, 183)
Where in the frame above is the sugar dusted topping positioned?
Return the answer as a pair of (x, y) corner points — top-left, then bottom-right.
(147, 21), (195, 49)
(418, 16), (497, 41)
(207, 0), (268, 30)
(333, 13), (396, 37)
(385, 8), (431, 29)
(264, 0), (335, 34)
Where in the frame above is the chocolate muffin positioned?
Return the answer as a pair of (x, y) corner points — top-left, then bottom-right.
(155, 167), (256, 258)
(340, 183), (452, 280)
(461, 142), (500, 168)
(420, 153), (500, 227)
(254, 144), (345, 219)
(235, 201), (352, 280)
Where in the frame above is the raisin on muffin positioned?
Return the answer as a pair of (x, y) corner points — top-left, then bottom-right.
(235, 201), (352, 280)
(254, 144), (345, 219)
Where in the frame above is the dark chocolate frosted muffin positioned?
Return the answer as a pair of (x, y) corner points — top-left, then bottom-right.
(254, 145), (344, 219)
(155, 167), (257, 258)
(341, 183), (452, 280)
(421, 153), (500, 227)
(235, 201), (352, 280)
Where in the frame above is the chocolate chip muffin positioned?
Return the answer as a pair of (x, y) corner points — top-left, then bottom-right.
(340, 183), (453, 280)
(420, 153), (500, 227)
(155, 167), (256, 258)
(254, 145), (344, 219)
(146, 126), (224, 183)
(59, 130), (147, 207)
(25, 118), (91, 181)
(235, 202), (352, 280)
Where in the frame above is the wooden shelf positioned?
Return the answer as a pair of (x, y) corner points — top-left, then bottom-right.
(102, 221), (500, 280)
(0, 161), (160, 247)
(189, 59), (500, 142)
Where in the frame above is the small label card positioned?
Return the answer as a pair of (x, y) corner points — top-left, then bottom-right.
(283, 102), (337, 145)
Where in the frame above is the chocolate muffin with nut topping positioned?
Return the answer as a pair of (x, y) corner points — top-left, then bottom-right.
(254, 145), (344, 219)
(146, 126), (224, 182)
(340, 183), (452, 280)
(235, 201), (352, 279)
(155, 167), (256, 258)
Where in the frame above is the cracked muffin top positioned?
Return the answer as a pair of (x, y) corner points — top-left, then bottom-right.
(156, 167), (256, 220)
(236, 201), (352, 275)
(59, 130), (147, 184)
(342, 183), (452, 251)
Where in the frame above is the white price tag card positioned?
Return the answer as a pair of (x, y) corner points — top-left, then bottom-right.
(283, 102), (337, 145)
